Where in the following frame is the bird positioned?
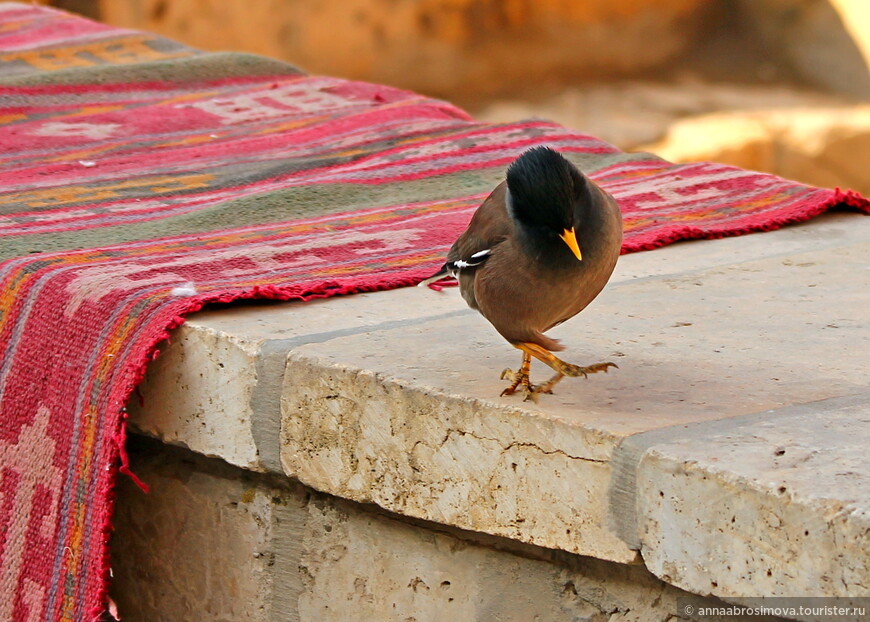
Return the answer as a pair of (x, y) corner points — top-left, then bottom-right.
(419, 146), (623, 401)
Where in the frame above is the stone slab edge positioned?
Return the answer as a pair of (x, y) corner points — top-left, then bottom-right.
(610, 392), (870, 602)
(248, 309), (473, 472)
(278, 350), (638, 564)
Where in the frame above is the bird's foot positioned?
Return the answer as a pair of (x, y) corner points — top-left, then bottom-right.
(502, 346), (618, 401)
(500, 367), (532, 397)
(501, 368), (553, 403)
(519, 362), (616, 402)
(501, 352), (534, 398)
(554, 360), (618, 378)
(516, 343), (618, 380)
(522, 382), (550, 403)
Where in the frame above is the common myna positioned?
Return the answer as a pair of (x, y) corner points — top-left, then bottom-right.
(420, 146), (623, 401)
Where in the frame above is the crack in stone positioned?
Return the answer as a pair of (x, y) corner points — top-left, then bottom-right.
(502, 441), (607, 463)
(436, 429), (606, 463)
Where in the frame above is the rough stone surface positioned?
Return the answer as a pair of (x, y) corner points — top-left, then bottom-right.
(280, 359), (631, 562)
(127, 326), (263, 469)
(128, 287), (467, 473)
(110, 442), (306, 621)
(111, 439), (697, 622)
(635, 395), (870, 601)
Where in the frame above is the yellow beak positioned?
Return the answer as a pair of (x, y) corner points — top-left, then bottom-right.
(559, 227), (583, 261)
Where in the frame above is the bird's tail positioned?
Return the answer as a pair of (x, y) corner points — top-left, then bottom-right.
(529, 331), (565, 352)
(417, 264), (454, 289)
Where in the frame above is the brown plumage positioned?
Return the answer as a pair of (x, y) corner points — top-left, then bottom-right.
(420, 147), (623, 400)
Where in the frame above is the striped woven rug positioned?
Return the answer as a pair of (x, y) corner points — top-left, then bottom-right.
(1, 3), (868, 620)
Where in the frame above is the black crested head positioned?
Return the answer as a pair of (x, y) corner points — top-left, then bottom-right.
(505, 146), (589, 236)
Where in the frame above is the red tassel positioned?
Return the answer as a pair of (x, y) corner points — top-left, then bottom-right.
(116, 411), (149, 494)
(427, 278), (458, 291)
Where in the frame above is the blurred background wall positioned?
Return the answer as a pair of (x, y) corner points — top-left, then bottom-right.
(40, 0), (870, 193)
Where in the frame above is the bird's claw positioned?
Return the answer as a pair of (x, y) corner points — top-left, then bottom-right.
(502, 348), (618, 401)
(502, 368), (551, 402)
(521, 384), (554, 403)
(500, 368), (533, 397)
(559, 361), (618, 378)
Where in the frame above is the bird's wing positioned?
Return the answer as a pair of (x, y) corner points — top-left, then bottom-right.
(445, 181), (513, 273)
(418, 182), (512, 287)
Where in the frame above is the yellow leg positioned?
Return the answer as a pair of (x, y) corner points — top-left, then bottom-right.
(534, 372), (566, 396)
(500, 352), (532, 397)
(513, 342), (617, 400)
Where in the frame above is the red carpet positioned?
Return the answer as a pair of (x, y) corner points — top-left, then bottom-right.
(1, 3), (867, 620)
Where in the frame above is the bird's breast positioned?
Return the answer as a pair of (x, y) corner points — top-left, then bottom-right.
(473, 229), (620, 344)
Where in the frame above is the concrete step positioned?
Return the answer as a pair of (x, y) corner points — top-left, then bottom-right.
(127, 212), (870, 605)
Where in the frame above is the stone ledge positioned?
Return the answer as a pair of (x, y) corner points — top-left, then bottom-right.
(129, 212), (870, 600)
(635, 394), (870, 601)
(111, 438), (701, 622)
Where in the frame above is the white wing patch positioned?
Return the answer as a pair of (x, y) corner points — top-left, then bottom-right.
(447, 248), (492, 276)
